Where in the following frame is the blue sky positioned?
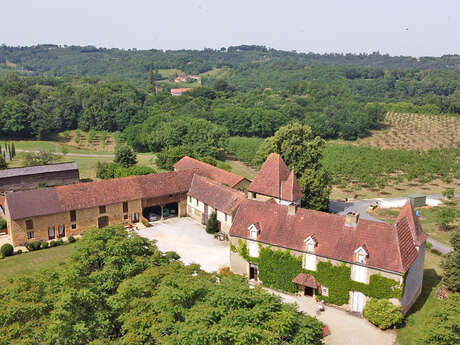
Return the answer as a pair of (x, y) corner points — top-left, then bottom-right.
(1, 0), (459, 57)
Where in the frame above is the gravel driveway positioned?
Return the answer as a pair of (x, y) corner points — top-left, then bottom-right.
(136, 217), (229, 272)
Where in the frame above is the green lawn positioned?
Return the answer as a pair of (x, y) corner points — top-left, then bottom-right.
(0, 243), (76, 285)
(396, 251), (444, 345)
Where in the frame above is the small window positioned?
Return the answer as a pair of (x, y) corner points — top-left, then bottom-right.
(169, 194), (173, 198)
(99, 205), (106, 214)
(132, 212), (139, 223)
(249, 241), (259, 257)
(321, 286), (329, 297)
(26, 219), (34, 230)
(357, 254), (365, 263)
(27, 231), (34, 239)
(70, 210), (76, 222)
(307, 242), (314, 252)
(225, 214), (228, 222)
(71, 224), (77, 230)
(123, 214), (128, 220)
(122, 202), (128, 213)
(188, 196), (191, 202)
(48, 226), (55, 240)
(58, 225), (65, 238)
(196, 199), (199, 206)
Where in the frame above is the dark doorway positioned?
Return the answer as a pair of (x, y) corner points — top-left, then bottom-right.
(249, 264), (258, 281)
(202, 204), (209, 224)
(164, 202), (178, 219)
(143, 206), (162, 222)
(98, 216), (109, 228)
(304, 286), (314, 296)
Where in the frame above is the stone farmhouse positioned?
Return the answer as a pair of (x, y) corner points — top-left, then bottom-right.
(2, 154), (426, 314)
(0, 162), (79, 193)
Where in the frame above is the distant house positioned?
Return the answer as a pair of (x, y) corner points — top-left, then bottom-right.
(174, 74), (201, 83)
(0, 162), (80, 193)
(170, 88), (192, 96)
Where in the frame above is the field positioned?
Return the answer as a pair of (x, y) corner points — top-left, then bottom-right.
(0, 243), (76, 285)
(356, 112), (460, 150)
(370, 199), (459, 246)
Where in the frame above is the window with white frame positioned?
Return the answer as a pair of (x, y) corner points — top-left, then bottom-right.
(303, 253), (317, 271)
(248, 241), (259, 257)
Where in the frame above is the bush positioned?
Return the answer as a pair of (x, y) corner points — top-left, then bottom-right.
(0, 218), (7, 230)
(57, 239), (64, 245)
(15, 249), (22, 255)
(426, 241), (433, 250)
(49, 240), (58, 247)
(205, 212), (219, 234)
(41, 242), (49, 249)
(0, 243), (14, 258)
(26, 241), (42, 251)
(363, 299), (403, 329)
(68, 236), (76, 243)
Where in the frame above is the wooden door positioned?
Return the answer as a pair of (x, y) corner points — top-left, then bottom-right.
(98, 216), (109, 228)
(249, 264), (258, 281)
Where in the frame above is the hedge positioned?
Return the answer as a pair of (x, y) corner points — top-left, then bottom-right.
(234, 240), (401, 305)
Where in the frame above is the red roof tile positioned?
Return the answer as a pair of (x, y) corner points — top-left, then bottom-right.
(6, 170), (195, 220)
(292, 273), (319, 288)
(395, 217), (419, 271)
(396, 201), (428, 246)
(174, 156), (248, 188)
(230, 199), (416, 273)
(248, 153), (301, 202)
(187, 175), (245, 214)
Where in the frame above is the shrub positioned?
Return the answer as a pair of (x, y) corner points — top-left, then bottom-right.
(0, 218), (6, 230)
(141, 219), (149, 227)
(0, 243), (14, 258)
(49, 241), (58, 247)
(363, 299), (403, 329)
(57, 239), (64, 245)
(26, 241), (42, 251)
(206, 212), (219, 234)
(15, 249), (22, 255)
(426, 241), (433, 250)
(41, 242), (49, 249)
(68, 236), (76, 243)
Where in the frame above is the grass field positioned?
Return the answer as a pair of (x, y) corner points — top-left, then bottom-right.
(0, 243), (76, 285)
(396, 250), (444, 345)
(370, 199), (459, 246)
(356, 112), (460, 150)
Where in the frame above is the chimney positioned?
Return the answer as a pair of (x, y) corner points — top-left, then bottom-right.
(345, 212), (359, 227)
(288, 203), (298, 215)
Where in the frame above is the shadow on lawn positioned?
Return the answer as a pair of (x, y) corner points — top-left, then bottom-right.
(405, 268), (441, 318)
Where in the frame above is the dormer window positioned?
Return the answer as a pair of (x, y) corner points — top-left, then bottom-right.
(304, 236), (316, 253)
(248, 223), (260, 239)
(353, 245), (368, 264)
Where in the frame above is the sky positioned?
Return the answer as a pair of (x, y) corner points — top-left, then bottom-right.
(1, 0), (459, 57)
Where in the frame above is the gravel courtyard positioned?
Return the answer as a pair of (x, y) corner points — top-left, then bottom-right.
(136, 217), (229, 272)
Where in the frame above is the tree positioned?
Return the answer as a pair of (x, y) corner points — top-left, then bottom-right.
(436, 208), (457, 231)
(254, 123), (331, 211)
(22, 150), (60, 166)
(0, 243), (14, 258)
(419, 293), (460, 345)
(114, 145), (137, 168)
(0, 155), (7, 169)
(206, 212), (219, 234)
(442, 232), (460, 292)
(362, 298), (403, 329)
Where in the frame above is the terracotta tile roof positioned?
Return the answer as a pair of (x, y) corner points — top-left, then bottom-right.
(6, 170), (195, 220)
(395, 217), (419, 271)
(248, 153), (301, 202)
(174, 156), (248, 188)
(281, 170), (303, 201)
(396, 201), (428, 246)
(0, 195), (5, 212)
(230, 199), (418, 273)
(0, 162), (78, 179)
(292, 273), (319, 288)
(187, 175), (245, 214)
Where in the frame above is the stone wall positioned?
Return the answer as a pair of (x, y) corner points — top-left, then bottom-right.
(400, 242), (426, 313)
(186, 196), (233, 233)
(7, 199), (142, 247)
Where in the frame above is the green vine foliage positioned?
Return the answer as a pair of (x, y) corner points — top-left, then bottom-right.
(235, 240), (401, 305)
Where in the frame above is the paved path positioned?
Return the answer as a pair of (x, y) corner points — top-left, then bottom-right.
(329, 193), (459, 254)
(267, 289), (396, 345)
